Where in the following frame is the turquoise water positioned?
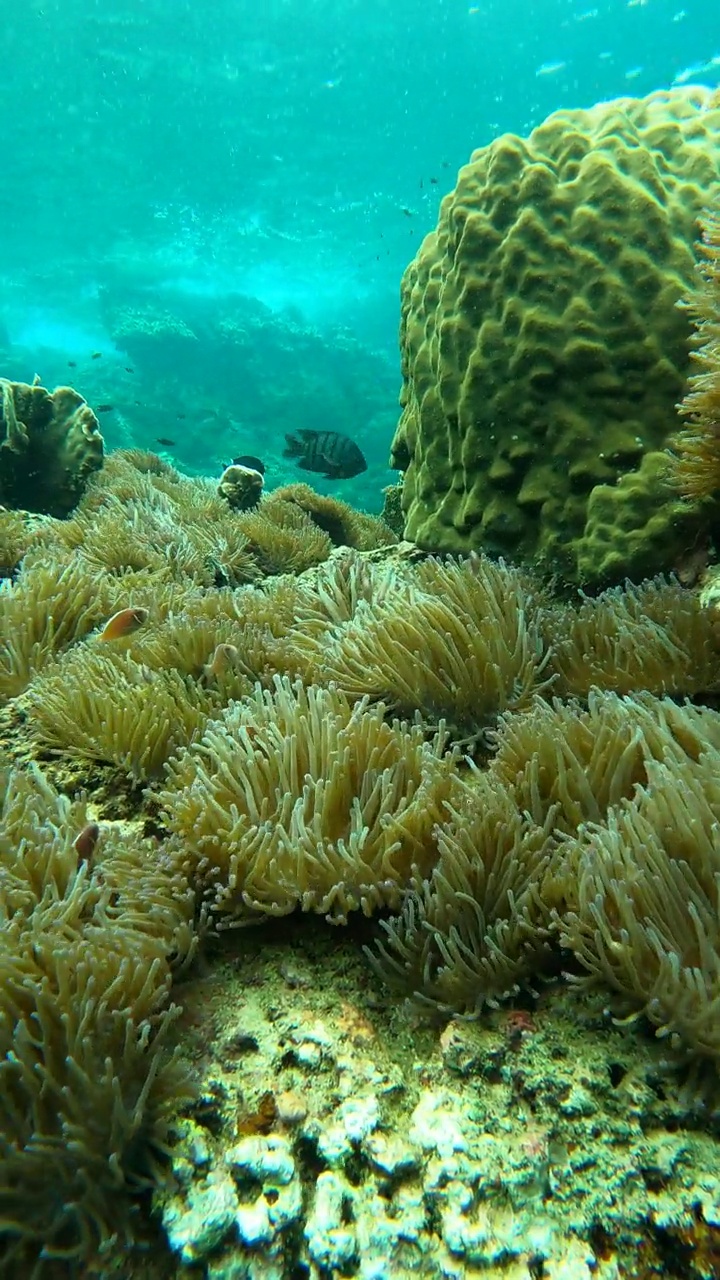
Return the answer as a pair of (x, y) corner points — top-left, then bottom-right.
(1, 0), (719, 494)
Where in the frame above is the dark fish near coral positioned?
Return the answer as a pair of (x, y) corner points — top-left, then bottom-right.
(232, 454), (265, 475)
(91, 351), (102, 359)
(156, 436), (176, 447)
(283, 430), (367, 480)
(96, 403), (114, 413)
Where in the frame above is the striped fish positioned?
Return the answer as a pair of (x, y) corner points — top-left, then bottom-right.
(283, 429), (367, 480)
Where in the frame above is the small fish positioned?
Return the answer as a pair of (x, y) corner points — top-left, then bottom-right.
(672, 61), (705, 84)
(232, 453), (265, 475)
(401, 207), (413, 217)
(283, 429), (367, 480)
(91, 351), (102, 359)
(430, 176), (438, 184)
(67, 360), (77, 368)
(536, 60), (567, 76)
(98, 606), (149, 641)
(125, 366), (134, 373)
(156, 436), (176, 447)
(96, 403), (114, 413)
(203, 642), (240, 681)
(176, 413), (186, 419)
(73, 821), (100, 863)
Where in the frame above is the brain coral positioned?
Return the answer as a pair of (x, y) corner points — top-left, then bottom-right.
(391, 87), (720, 584)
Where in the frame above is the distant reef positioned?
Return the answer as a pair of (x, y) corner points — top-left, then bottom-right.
(96, 287), (399, 493)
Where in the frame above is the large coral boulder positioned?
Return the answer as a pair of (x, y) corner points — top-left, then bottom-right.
(391, 87), (720, 584)
(0, 380), (104, 516)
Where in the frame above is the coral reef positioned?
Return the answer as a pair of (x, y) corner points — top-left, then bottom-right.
(270, 482), (398, 551)
(574, 448), (709, 585)
(0, 763), (195, 1273)
(306, 554), (550, 743)
(391, 87), (720, 584)
(373, 691), (720, 1058)
(160, 676), (457, 924)
(5, 444), (720, 1274)
(0, 379), (104, 516)
(0, 552), (113, 701)
(545, 574), (720, 698)
(670, 210), (720, 500)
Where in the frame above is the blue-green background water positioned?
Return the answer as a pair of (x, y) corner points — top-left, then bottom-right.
(2, 0), (719, 506)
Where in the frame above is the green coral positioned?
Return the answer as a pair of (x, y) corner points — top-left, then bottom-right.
(391, 87), (720, 584)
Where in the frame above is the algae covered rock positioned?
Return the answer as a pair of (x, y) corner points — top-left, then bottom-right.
(391, 87), (720, 584)
(0, 378), (104, 516)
